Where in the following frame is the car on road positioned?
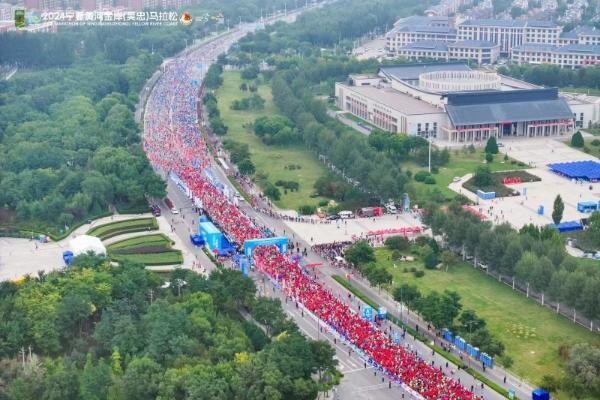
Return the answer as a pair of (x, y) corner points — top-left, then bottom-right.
(338, 210), (355, 219)
(151, 205), (161, 217)
(171, 208), (179, 215)
(164, 197), (174, 209)
(327, 214), (340, 220)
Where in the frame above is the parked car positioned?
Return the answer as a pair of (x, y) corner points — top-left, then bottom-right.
(338, 210), (355, 219)
(171, 208), (179, 215)
(164, 197), (174, 209)
(151, 205), (161, 217)
(327, 214), (341, 220)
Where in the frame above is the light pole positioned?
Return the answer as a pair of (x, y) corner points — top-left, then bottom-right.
(427, 130), (432, 173)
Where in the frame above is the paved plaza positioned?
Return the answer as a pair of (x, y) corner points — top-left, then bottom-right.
(281, 213), (423, 245)
(449, 137), (600, 228)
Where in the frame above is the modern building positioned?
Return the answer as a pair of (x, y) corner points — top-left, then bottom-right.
(335, 62), (581, 143)
(386, 16), (456, 55)
(397, 40), (500, 64)
(457, 19), (561, 54)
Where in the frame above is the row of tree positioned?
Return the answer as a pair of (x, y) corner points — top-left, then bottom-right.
(498, 64), (600, 91)
(0, 255), (337, 400)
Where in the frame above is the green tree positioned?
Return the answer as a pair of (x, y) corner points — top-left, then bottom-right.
(485, 152), (494, 163)
(485, 137), (499, 154)
(238, 159), (256, 175)
(571, 131), (585, 147)
(564, 343), (600, 398)
(344, 240), (375, 267)
(552, 195), (564, 225)
(473, 166), (494, 187)
(392, 283), (421, 308)
(80, 354), (112, 400)
(121, 356), (163, 400)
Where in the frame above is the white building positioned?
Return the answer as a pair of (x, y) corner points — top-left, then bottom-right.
(457, 19), (561, 54)
(397, 40), (500, 64)
(385, 16), (456, 55)
(511, 43), (600, 68)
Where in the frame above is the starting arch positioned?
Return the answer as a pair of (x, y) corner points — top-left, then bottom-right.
(244, 237), (289, 257)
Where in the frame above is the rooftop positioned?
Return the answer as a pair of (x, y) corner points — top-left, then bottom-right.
(460, 19), (526, 28)
(445, 89), (573, 126)
(397, 25), (456, 34)
(339, 82), (443, 115)
(393, 16), (449, 28)
(400, 41), (449, 51)
(513, 43), (558, 52)
(379, 62), (472, 81)
(556, 44), (600, 55)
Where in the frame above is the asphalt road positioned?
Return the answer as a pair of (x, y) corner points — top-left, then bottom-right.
(142, 7), (533, 399)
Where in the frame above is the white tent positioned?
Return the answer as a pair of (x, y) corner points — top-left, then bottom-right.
(70, 235), (107, 257)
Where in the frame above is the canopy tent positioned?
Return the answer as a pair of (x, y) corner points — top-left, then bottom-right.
(70, 235), (106, 256)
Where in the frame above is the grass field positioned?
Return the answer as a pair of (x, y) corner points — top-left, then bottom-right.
(216, 72), (329, 211)
(571, 138), (600, 159)
(405, 148), (527, 202)
(87, 218), (158, 240)
(373, 247), (600, 385)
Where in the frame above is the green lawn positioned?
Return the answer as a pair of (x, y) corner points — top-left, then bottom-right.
(216, 72), (329, 211)
(374, 247), (600, 385)
(107, 233), (173, 250)
(88, 218), (158, 240)
(111, 252), (183, 266)
(571, 138), (600, 159)
(406, 149), (527, 202)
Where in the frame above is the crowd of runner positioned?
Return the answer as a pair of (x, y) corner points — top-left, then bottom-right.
(142, 32), (478, 400)
(254, 247), (478, 400)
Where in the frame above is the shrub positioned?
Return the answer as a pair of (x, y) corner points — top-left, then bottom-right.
(504, 154), (509, 161)
(424, 251), (439, 269)
(318, 200), (328, 207)
(424, 176), (436, 185)
(592, 139), (600, 146)
(583, 146), (591, 153)
(510, 160), (516, 164)
(391, 250), (402, 260)
(414, 270), (425, 278)
(414, 171), (430, 182)
(298, 205), (317, 216)
(263, 182), (281, 201)
(571, 131), (584, 147)
(485, 152), (494, 163)
(518, 162), (526, 167)
(385, 236), (410, 251)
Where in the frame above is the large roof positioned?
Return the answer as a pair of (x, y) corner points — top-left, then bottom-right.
(338, 83), (443, 115)
(460, 19), (525, 28)
(397, 25), (456, 34)
(379, 62), (471, 81)
(446, 89), (573, 126)
(400, 41), (449, 51)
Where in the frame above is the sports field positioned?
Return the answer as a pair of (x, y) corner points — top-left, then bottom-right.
(374, 247), (600, 385)
(216, 72), (329, 211)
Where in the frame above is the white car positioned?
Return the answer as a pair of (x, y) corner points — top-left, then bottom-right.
(171, 208), (179, 214)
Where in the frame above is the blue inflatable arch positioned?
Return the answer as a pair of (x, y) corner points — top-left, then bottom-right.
(244, 237), (289, 257)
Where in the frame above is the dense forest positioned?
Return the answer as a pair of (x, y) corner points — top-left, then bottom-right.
(0, 256), (336, 400)
(0, 0), (318, 237)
